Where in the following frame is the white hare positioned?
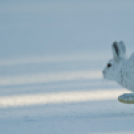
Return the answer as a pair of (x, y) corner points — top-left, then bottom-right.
(102, 41), (134, 104)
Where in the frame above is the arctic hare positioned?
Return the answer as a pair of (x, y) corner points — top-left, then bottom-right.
(102, 41), (134, 104)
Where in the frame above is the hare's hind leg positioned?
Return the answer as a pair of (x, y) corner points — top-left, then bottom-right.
(118, 93), (134, 104)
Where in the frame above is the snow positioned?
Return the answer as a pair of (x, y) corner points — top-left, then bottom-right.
(1, 1), (134, 134)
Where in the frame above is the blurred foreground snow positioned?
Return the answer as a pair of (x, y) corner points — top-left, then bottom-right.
(0, 52), (133, 134)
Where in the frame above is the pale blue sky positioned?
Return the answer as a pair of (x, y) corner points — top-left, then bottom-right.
(0, 1), (134, 59)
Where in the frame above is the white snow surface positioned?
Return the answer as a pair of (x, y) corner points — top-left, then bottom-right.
(1, 1), (134, 134)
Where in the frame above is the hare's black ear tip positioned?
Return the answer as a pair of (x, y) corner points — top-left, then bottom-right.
(113, 41), (118, 46)
(112, 41), (118, 48)
(112, 41), (119, 56)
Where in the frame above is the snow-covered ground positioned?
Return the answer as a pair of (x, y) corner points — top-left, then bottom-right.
(1, 1), (134, 134)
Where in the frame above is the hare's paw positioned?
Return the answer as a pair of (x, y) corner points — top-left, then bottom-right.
(118, 93), (134, 104)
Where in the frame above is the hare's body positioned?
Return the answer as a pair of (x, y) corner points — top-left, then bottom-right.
(116, 55), (134, 92)
(102, 41), (134, 103)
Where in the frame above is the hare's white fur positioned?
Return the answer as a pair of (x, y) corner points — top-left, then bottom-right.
(103, 41), (134, 92)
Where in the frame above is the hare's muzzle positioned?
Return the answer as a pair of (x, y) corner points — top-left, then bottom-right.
(102, 70), (106, 75)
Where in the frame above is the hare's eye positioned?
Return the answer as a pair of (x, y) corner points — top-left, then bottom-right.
(107, 63), (112, 68)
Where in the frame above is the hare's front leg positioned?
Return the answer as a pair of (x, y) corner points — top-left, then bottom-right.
(118, 93), (134, 104)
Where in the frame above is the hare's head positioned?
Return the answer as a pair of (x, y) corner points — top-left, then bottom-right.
(102, 41), (126, 81)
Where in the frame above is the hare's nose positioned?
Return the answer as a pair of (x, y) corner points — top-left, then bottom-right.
(102, 71), (106, 75)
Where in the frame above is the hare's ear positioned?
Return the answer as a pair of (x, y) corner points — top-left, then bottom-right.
(112, 41), (120, 60)
(118, 41), (126, 58)
(112, 41), (126, 61)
